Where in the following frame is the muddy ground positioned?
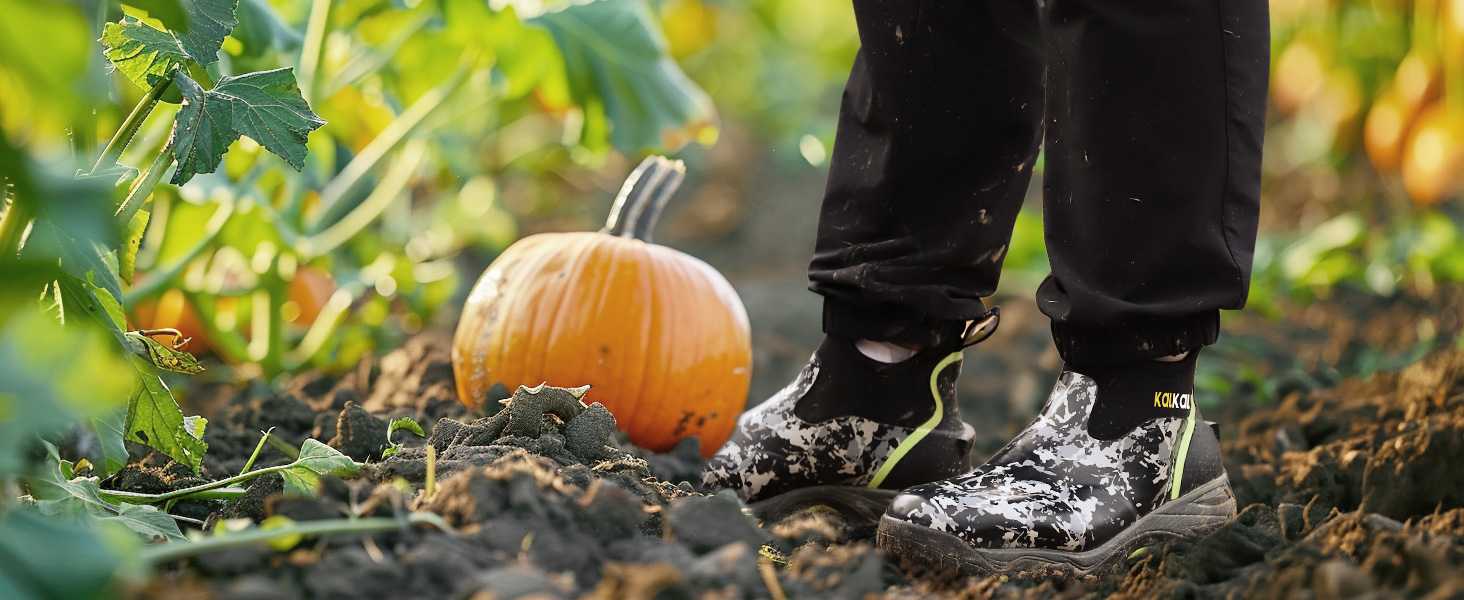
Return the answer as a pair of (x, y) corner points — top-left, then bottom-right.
(115, 329), (1464, 600)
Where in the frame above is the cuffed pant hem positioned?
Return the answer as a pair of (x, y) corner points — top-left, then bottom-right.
(822, 298), (975, 348)
(1052, 312), (1220, 367)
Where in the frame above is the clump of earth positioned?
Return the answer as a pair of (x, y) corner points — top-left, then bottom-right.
(127, 334), (1464, 598)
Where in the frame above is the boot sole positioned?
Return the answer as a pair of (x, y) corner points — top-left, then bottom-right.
(876, 474), (1237, 576)
(751, 485), (899, 531)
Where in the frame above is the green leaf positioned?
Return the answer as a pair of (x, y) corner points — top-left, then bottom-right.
(100, 0), (239, 93)
(123, 0), (188, 32)
(124, 357), (208, 473)
(0, 509), (130, 599)
(32, 445), (186, 542)
(278, 439), (359, 497)
(0, 309), (133, 476)
(100, 18), (189, 91)
(125, 331), (206, 374)
(85, 276), (129, 334)
(530, 0), (716, 152)
(90, 410), (131, 476)
(174, 0), (240, 64)
(383, 416), (426, 458)
(387, 416), (425, 442)
(16, 163), (122, 296)
(170, 69), (325, 184)
(277, 466), (321, 497)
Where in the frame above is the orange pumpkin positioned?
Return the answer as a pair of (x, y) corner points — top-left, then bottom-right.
(452, 157), (751, 456)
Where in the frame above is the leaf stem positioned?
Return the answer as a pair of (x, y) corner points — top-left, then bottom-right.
(101, 485), (251, 505)
(284, 283), (357, 370)
(122, 196), (235, 308)
(298, 139), (427, 258)
(140, 512), (451, 566)
(105, 463), (291, 504)
(92, 76), (172, 174)
(254, 257), (287, 375)
(182, 289), (251, 363)
(307, 59), (474, 233)
(116, 140), (176, 227)
(239, 427), (276, 476)
(297, 0), (334, 103)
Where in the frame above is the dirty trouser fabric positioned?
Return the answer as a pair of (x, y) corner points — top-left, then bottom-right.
(808, 0), (1269, 366)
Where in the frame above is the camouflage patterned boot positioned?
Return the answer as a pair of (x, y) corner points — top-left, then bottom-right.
(877, 352), (1236, 575)
(701, 312), (999, 523)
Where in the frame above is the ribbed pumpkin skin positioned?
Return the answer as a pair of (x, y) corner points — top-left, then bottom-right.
(452, 231), (752, 456)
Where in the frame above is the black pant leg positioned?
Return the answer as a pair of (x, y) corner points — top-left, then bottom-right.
(810, 1), (1043, 348)
(1037, 0), (1269, 365)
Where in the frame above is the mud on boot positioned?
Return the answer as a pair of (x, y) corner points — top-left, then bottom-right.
(701, 313), (1000, 526)
(877, 352), (1237, 575)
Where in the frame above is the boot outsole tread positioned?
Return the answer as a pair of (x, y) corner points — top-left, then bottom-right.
(876, 475), (1237, 577)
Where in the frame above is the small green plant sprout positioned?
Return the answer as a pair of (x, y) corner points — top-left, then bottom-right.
(382, 417), (426, 458)
(238, 427), (276, 476)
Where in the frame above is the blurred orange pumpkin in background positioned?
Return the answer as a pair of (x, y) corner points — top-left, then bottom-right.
(287, 266), (336, 325)
(1401, 104), (1464, 206)
(131, 288), (211, 353)
(452, 157), (752, 456)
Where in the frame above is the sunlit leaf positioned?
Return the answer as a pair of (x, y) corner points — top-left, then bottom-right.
(101, 18), (189, 90)
(170, 69), (326, 184)
(530, 0), (716, 152)
(101, 0), (238, 96)
(125, 331), (206, 374)
(124, 357), (208, 473)
(278, 439), (359, 497)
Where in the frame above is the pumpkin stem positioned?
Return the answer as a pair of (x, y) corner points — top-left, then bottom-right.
(602, 156), (686, 242)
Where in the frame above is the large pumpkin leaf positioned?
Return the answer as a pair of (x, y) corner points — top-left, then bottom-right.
(100, 0), (240, 91)
(170, 69), (325, 185)
(529, 0), (715, 152)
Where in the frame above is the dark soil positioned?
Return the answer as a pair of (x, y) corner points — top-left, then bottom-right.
(125, 334), (1464, 599)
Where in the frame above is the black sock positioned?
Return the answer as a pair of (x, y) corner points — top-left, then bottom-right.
(1076, 351), (1199, 440)
(793, 335), (961, 427)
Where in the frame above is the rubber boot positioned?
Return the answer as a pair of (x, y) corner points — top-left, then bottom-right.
(877, 352), (1236, 575)
(701, 312), (1000, 524)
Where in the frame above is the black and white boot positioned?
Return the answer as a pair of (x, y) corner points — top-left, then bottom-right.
(701, 313), (999, 523)
(877, 352), (1236, 575)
